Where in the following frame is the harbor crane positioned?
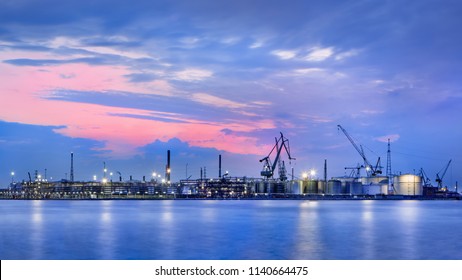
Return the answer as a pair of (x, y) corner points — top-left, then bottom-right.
(260, 132), (295, 181)
(337, 125), (382, 177)
(436, 159), (452, 189)
(420, 168), (432, 187)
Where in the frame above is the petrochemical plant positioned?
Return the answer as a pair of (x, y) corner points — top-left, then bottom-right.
(1, 125), (459, 200)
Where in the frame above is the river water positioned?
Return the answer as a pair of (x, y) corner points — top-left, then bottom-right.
(1, 199), (461, 260)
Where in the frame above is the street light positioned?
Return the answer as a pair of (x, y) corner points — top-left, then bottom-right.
(11, 171), (15, 184)
(310, 169), (316, 179)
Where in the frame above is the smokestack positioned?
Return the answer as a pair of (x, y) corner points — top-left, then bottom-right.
(70, 152), (74, 182)
(166, 150), (171, 183)
(219, 154), (222, 178)
(324, 159), (327, 184)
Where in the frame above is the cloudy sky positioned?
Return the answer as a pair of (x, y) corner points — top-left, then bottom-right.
(0, 0), (461, 187)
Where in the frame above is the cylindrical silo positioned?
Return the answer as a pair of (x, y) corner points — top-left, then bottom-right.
(363, 184), (381, 195)
(288, 180), (303, 194)
(394, 174), (422, 195)
(327, 180), (342, 194)
(303, 180), (318, 194)
(350, 181), (363, 195)
(317, 181), (326, 194)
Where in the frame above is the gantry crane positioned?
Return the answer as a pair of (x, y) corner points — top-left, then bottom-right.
(260, 132), (295, 181)
(436, 159), (452, 189)
(337, 125), (382, 177)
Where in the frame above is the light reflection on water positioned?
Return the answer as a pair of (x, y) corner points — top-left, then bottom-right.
(1, 200), (461, 260)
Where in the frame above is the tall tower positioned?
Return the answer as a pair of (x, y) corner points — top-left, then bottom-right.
(70, 152), (74, 182)
(219, 154), (222, 178)
(165, 150), (171, 183)
(386, 139), (393, 194)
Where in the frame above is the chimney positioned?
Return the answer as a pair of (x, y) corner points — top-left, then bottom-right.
(70, 152), (74, 182)
(219, 154), (222, 178)
(166, 150), (171, 183)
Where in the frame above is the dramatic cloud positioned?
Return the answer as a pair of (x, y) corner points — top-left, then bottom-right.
(1, 0), (462, 184)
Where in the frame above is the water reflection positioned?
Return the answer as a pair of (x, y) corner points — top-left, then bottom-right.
(1, 200), (461, 259)
(30, 200), (43, 259)
(292, 201), (321, 258)
(360, 200), (375, 259)
(98, 200), (115, 259)
(397, 201), (419, 258)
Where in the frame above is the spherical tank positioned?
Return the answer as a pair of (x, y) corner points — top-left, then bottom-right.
(394, 174), (422, 195)
(327, 180), (342, 194)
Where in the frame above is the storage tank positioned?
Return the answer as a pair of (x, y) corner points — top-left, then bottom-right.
(327, 180), (342, 194)
(303, 180), (318, 194)
(363, 184), (381, 195)
(360, 176), (388, 185)
(264, 181), (275, 193)
(255, 181), (275, 193)
(350, 181), (363, 195)
(317, 181), (326, 194)
(287, 181), (303, 194)
(394, 174), (422, 195)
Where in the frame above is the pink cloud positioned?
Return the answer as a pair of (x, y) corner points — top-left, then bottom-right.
(0, 62), (274, 157)
(374, 134), (400, 143)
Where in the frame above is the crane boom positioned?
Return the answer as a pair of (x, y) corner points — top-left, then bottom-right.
(436, 159), (452, 188)
(260, 132), (295, 181)
(337, 125), (382, 176)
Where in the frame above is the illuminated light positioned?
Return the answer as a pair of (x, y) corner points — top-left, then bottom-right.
(310, 169), (316, 177)
(11, 171), (15, 176)
(104, 168), (107, 173)
(302, 172), (308, 179)
(102, 178), (108, 184)
(152, 172), (157, 177)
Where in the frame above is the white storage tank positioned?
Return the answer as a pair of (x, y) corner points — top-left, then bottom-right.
(327, 180), (342, 194)
(394, 174), (422, 195)
(350, 181), (363, 195)
(360, 176), (388, 185)
(288, 180), (303, 194)
(363, 184), (382, 195)
(317, 181), (326, 194)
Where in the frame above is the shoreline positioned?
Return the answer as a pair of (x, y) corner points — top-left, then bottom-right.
(1, 194), (460, 201)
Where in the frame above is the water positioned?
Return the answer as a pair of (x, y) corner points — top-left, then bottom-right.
(0, 199), (461, 260)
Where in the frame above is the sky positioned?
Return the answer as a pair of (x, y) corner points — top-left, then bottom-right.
(0, 0), (461, 188)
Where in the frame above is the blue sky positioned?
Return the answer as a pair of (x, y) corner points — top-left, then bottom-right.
(0, 0), (461, 187)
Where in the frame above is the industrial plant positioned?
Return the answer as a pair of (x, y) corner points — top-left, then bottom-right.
(1, 126), (459, 200)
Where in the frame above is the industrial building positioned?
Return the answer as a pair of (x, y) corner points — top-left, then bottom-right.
(0, 128), (459, 200)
